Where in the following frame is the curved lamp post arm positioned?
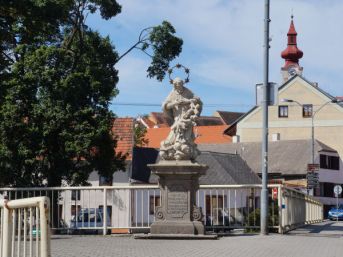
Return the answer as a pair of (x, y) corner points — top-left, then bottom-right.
(280, 98), (302, 107)
(313, 100), (335, 117)
(311, 99), (339, 163)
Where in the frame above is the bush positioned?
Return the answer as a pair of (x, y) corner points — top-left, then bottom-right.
(246, 202), (279, 232)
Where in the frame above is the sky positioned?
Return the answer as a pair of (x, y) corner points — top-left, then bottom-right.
(87, 0), (343, 118)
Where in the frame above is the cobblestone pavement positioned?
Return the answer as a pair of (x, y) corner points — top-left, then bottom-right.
(51, 221), (343, 257)
(287, 220), (343, 236)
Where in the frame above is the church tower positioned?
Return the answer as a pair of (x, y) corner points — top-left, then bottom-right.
(281, 16), (303, 82)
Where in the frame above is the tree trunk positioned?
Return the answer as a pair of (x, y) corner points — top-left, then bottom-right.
(47, 171), (62, 233)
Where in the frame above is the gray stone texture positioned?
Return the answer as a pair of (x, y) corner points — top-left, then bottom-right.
(148, 160), (208, 235)
(159, 78), (202, 161)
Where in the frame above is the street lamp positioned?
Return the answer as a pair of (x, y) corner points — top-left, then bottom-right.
(260, 0), (271, 236)
(280, 98), (302, 106)
(281, 98), (342, 164)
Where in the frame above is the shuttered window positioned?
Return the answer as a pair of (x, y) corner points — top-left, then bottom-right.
(320, 154), (340, 170)
(278, 106), (288, 118)
(303, 104), (313, 117)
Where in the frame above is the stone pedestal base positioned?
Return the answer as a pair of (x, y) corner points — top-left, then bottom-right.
(150, 221), (204, 235)
(148, 160), (208, 236)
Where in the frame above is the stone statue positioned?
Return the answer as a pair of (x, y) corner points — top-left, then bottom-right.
(159, 77), (203, 161)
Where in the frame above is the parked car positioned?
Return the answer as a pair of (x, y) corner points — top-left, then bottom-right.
(328, 205), (343, 220)
(69, 208), (111, 234)
(206, 208), (230, 226)
(32, 226), (40, 236)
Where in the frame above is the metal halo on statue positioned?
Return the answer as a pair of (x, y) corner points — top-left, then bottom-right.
(168, 63), (190, 84)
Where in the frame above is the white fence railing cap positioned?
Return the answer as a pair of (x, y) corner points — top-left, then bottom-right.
(0, 184), (321, 205)
(0, 184), (283, 191)
(0, 196), (49, 209)
(0, 185), (160, 191)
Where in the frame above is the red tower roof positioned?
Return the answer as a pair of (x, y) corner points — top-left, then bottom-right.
(281, 17), (303, 68)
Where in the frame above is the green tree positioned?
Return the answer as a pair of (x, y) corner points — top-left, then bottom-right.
(0, 0), (183, 187)
(134, 123), (149, 147)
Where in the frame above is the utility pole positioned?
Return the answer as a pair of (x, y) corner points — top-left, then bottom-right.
(261, 0), (270, 236)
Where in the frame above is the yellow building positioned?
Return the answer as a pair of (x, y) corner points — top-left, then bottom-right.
(226, 74), (343, 159)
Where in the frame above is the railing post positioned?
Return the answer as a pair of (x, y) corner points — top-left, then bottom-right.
(103, 188), (107, 235)
(278, 185), (283, 234)
(2, 199), (12, 257)
(286, 191), (289, 228)
(129, 188), (133, 231)
(307, 197), (310, 223)
(40, 197), (51, 257)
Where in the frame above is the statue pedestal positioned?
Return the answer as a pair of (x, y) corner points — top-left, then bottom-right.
(148, 160), (208, 235)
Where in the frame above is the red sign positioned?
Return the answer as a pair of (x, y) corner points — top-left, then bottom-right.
(307, 163), (320, 172)
(272, 188), (278, 200)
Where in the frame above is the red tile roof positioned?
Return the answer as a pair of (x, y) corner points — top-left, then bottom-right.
(150, 112), (172, 126)
(111, 118), (134, 160)
(144, 125), (231, 148)
(214, 111), (245, 125)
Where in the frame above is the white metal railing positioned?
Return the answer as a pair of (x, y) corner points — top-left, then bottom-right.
(0, 196), (50, 257)
(280, 186), (323, 233)
(0, 184), (323, 235)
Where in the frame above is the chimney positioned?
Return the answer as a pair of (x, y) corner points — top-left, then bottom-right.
(272, 133), (280, 142)
(232, 135), (240, 143)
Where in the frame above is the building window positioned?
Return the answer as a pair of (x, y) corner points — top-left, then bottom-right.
(149, 196), (161, 215)
(71, 205), (81, 216)
(303, 104), (313, 117)
(323, 183), (334, 198)
(278, 106), (288, 118)
(320, 154), (340, 170)
(99, 176), (113, 186)
(205, 195), (228, 225)
(99, 205), (112, 224)
(71, 190), (81, 201)
(290, 36), (295, 44)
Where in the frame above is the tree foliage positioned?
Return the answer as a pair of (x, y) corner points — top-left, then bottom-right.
(0, 0), (183, 187)
(118, 21), (183, 81)
(134, 123), (149, 147)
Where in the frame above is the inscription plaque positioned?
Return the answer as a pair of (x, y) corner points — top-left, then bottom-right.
(167, 185), (188, 218)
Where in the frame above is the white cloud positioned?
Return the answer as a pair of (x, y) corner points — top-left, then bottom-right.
(192, 57), (260, 91)
(90, 0), (343, 116)
(114, 56), (170, 98)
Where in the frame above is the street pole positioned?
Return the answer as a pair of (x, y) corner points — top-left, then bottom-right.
(261, 0), (270, 236)
(336, 193), (339, 222)
(308, 116), (314, 196)
(311, 116), (315, 164)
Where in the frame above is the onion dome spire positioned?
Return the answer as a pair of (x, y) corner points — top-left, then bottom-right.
(281, 16), (303, 68)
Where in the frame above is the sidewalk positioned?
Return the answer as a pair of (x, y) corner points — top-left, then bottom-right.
(51, 231), (343, 257)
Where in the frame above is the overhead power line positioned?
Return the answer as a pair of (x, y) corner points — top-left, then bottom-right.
(111, 102), (254, 107)
(111, 102), (343, 108)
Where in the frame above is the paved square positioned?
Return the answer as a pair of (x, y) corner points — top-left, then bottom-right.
(52, 222), (343, 257)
